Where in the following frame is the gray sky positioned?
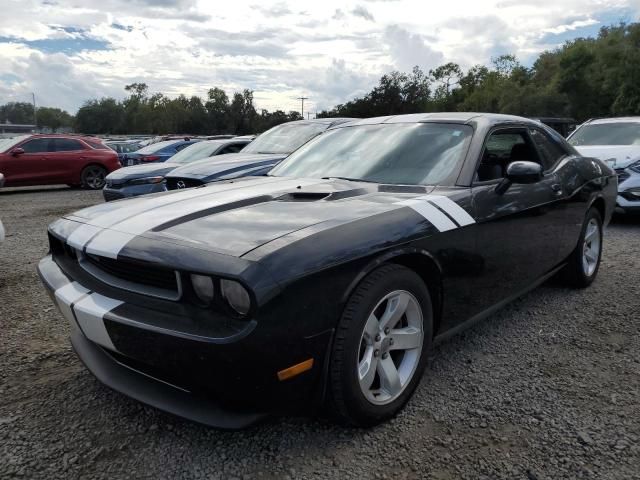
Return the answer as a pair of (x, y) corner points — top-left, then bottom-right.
(0, 0), (638, 113)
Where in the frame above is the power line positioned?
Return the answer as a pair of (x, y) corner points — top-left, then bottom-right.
(296, 96), (309, 118)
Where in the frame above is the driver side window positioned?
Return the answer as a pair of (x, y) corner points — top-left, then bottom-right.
(476, 130), (540, 182)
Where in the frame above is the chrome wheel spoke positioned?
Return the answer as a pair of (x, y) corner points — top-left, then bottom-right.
(585, 249), (598, 262)
(379, 292), (410, 331)
(358, 347), (378, 390)
(389, 326), (422, 351)
(585, 225), (598, 242)
(378, 356), (402, 397)
(581, 218), (601, 276)
(363, 314), (379, 341)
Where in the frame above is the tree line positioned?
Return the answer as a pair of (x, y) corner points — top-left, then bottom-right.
(1, 22), (638, 135)
(319, 23), (640, 121)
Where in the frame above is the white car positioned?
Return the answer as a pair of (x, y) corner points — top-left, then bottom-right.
(568, 117), (640, 214)
(0, 173), (4, 243)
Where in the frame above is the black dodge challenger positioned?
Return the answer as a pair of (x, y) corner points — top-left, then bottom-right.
(38, 113), (617, 428)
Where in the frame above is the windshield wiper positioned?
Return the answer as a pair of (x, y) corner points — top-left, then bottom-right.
(321, 176), (377, 183)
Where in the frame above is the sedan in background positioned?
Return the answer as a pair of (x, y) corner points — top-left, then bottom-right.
(103, 138), (251, 201)
(568, 117), (640, 214)
(105, 140), (142, 163)
(123, 139), (201, 166)
(38, 113), (615, 428)
(0, 134), (120, 189)
(165, 118), (355, 190)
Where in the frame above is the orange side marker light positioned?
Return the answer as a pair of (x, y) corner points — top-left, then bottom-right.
(277, 358), (314, 381)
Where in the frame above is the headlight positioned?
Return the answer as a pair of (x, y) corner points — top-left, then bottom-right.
(629, 160), (640, 173)
(220, 279), (251, 316)
(127, 176), (165, 186)
(190, 274), (214, 304)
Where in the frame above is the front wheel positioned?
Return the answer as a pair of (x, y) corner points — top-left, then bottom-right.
(562, 207), (603, 288)
(328, 264), (433, 426)
(80, 165), (107, 190)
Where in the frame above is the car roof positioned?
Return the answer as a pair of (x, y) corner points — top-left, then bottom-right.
(190, 138), (251, 146)
(329, 112), (542, 129)
(586, 117), (640, 125)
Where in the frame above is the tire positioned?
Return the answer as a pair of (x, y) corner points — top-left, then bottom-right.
(562, 207), (603, 288)
(328, 264), (433, 427)
(80, 165), (107, 190)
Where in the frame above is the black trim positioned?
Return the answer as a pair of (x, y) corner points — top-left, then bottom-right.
(70, 330), (266, 429)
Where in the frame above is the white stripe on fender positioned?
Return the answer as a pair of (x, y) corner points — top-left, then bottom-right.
(73, 293), (123, 351)
(83, 177), (324, 258)
(54, 281), (90, 331)
(426, 195), (475, 227)
(397, 199), (458, 231)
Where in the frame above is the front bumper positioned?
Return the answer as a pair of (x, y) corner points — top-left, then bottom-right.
(38, 254), (331, 427)
(616, 171), (640, 213)
(103, 182), (167, 202)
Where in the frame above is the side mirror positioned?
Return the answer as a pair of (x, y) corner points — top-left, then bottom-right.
(496, 161), (543, 194)
(11, 147), (24, 156)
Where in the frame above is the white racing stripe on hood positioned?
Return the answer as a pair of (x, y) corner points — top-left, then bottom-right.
(79, 177), (324, 259)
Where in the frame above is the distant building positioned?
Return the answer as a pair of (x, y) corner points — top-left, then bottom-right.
(0, 122), (36, 134)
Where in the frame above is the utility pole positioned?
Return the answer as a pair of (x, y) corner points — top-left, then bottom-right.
(32, 92), (37, 129)
(297, 96), (309, 118)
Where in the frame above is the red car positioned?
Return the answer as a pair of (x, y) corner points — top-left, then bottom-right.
(0, 134), (121, 189)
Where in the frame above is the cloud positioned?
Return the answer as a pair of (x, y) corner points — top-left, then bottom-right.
(383, 25), (444, 72)
(352, 5), (375, 22)
(0, 0), (638, 114)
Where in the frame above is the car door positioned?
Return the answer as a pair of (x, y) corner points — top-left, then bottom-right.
(4, 138), (54, 185)
(469, 126), (570, 313)
(48, 138), (88, 183)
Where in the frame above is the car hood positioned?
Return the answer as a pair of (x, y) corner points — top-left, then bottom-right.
(575, 145), (640, 168)
(166, 153), (286, 180)
(106, 163), (182, 182)
(54, 176), (444, 260)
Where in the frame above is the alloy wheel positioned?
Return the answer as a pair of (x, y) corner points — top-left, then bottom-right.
(582, 218), (601, 277)
(357, 290), (423, 405)
(84, 167), (106, 189)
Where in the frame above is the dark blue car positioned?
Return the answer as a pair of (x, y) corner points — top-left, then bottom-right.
(123, 139), (201, 166)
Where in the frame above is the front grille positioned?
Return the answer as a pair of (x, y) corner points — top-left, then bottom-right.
(615, 168), (630, 184)
(166, 177), (204, 190)
(84, 254), (178, 292)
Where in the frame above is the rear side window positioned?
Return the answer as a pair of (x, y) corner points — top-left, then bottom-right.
(220, 143), (245, 154)
(529, 129), (567, 170)
(21, 138), (53, 153)
(51, 138), (84, 152)
(85, 138), (110, 150)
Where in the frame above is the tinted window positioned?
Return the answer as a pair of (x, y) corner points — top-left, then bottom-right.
(219, 144), (245, 154)
(477, 131), (539, 182)
(21, 138), (53, 153)
(51, 138), (84, 152)
(271, 123), (473, 186)
(529, 129), (566, 170)
(568, 122), (640, 146)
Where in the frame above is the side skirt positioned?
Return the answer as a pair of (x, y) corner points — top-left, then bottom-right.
(433, 263), (566, 346)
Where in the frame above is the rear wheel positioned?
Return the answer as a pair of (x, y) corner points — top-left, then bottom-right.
(80, 165), (107, 190)
(562, 208), (603, 288)
(329, 264), (433, 426)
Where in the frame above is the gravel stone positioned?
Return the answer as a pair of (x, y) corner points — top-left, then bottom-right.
(1, 186), (639, 479)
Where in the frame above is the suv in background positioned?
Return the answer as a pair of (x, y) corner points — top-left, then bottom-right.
(0, 135), (121, 189)
(568, 117), (640, 214)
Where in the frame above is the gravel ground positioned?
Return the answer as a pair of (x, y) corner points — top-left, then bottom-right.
(0, 186), (639, 480)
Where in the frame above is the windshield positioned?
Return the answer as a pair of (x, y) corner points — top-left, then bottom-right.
(169, 141), (222, 164)
(270, 123), (473, 185)
(0, 135), (29, 153)
(135, 140), (176, 154)
(569, 122), (640, 146)
(242, 122), (327, 155)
